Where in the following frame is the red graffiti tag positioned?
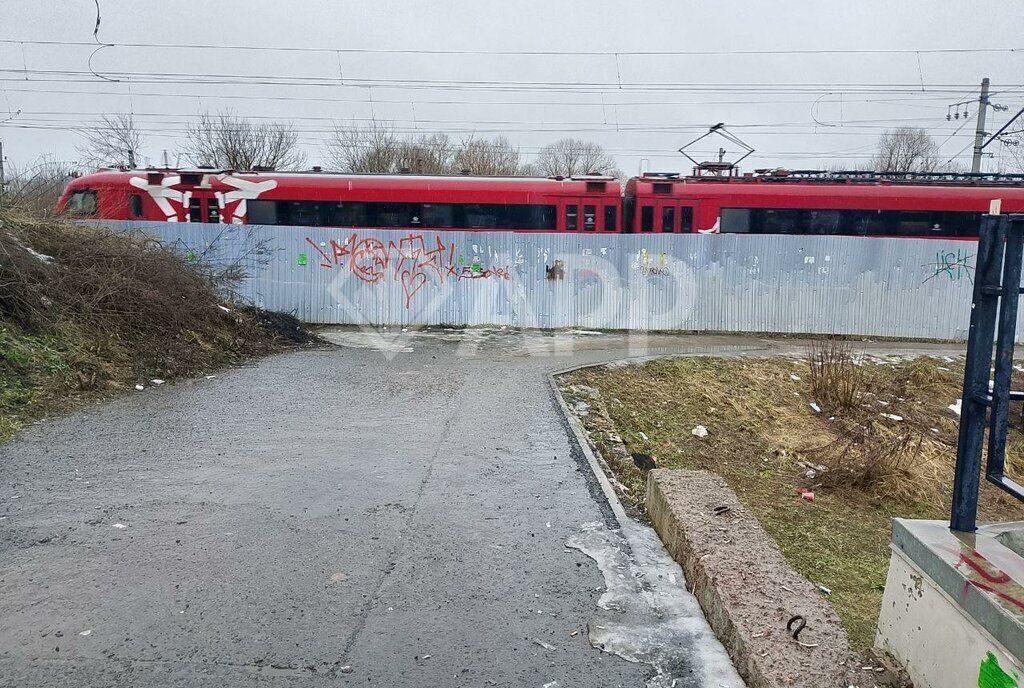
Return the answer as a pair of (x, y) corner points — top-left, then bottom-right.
(304, 233), (510, 309)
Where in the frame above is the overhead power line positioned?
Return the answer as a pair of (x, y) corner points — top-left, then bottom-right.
(0, 37), (1020, 57)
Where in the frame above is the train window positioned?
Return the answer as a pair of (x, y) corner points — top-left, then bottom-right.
(896, 212), (933, 236)
(583, 205), (597, 231)
(327, 202), (369, 227)
(422, 203), (454, 228)
(244, 200), (556, 229)
(604, 205), (617, 232)
(189, 198), (203, 223)
(288, 201), (324, 226)
(807, 210), (840, 235)
(65, 190), (98, 216)
(720, 208), (751, 233)
(840, 210), (888, 236)
(680, 206), (693, 233)
(464, 204), (498, 229)
(207, 199), (220, 224)
(662, 206), (675, 233)
(566, 205), (578, 231)
(506, 204), (556, 230)
(129, 194), (143, 218)
(932, 211), (981, 237)
(375, 203), (414, 227)
(640, 206), (654, 232)
(247, 200), (277, 224)
(759, 209), (800, 234)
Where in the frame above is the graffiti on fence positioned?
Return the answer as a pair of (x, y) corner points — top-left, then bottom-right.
(926, 248), (974, 283)
(304, 232), (510, 308)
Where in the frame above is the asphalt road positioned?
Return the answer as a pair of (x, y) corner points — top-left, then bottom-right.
(0, 330), (966, 687)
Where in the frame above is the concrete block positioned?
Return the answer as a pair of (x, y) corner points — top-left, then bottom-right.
(877, 519), (1024, 688)
(646, 469), (868, 688)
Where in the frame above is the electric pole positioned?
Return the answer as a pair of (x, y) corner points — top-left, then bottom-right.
(972, 77), (991, 173)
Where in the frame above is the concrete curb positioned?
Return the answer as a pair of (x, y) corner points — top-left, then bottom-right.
(547, 367), (633, 530)
(646, 469), (870, 688)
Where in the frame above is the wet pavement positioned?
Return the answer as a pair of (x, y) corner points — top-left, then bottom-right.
(0, 329), (967, 687)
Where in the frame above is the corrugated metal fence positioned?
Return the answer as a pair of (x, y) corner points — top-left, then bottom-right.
(114, 221), (983, 339)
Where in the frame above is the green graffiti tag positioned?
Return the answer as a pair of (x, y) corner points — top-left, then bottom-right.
(297, 253), (308, 266)
(979, 651), (1019, 688)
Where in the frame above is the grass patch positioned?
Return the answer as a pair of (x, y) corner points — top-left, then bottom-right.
(0, 210), (314, 439)
(562, 352), (1024, 651)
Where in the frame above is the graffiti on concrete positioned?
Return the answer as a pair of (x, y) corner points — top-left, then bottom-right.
(955, 547), (1024, 614)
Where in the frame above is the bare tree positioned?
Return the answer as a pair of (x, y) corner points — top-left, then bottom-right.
(871, 127), (939, 172)
(184, 111), (306, 170)
(395, 133), (456, 174)
(326, 121), (402, 173)
(77, 114), (144, 168)
(532, 138), (620, 177)
(328, 124), (456, 174)
(452, 136), (522, 175)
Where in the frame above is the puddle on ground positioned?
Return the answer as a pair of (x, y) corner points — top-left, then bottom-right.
(567, 521), (744, 688)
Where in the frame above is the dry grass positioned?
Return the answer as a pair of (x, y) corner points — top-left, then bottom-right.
(562, 353), (1024, 651)
(0, 210), (313, 440)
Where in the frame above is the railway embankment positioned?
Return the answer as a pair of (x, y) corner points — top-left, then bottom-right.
(0, 212), (314, 441)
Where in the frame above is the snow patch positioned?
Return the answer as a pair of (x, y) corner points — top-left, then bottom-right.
(566, 521), (743, 688)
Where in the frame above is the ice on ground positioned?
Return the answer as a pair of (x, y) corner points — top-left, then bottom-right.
(566, 521), (743, 688)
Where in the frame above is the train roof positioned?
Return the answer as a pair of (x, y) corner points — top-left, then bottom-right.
(69, 168), (621, 194)
(631, 169), (1024, 189)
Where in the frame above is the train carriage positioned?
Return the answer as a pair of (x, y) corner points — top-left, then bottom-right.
(59, 166), (1024, 239)
(625, 170), (1024, 238)
(56, 169), (622, 233)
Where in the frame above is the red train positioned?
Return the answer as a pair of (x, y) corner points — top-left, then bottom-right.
(57, 167), (1024, 238)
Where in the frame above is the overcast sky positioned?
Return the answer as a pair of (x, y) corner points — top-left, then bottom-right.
(2, 0), (1024, 175)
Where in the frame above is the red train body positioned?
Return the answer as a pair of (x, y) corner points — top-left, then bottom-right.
(57, 167), (1024, 239)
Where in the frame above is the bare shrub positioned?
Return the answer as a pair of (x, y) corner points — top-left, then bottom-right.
(806, 339), (863, 412)
(1, 212), (308, 382)
(805, 419), (939, 503)
(2, 157), (79, 218)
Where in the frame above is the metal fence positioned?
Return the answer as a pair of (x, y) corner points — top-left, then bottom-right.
(951, 215), (1024, 532)
(112, 221), (990, 339)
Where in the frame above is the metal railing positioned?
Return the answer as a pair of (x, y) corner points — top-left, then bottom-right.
(951, 214), (1024, 532)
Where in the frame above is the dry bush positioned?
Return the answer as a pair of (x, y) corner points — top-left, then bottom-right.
(1, 211), (309, 388)
(807, 338), (863, 412)
(804, 417), (942, 504)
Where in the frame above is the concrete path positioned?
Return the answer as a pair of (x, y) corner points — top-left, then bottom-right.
(0, 330), (966, 687)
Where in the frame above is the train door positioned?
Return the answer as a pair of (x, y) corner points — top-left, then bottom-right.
(678, 202), (698, 233)
(187, 189), (221, 224)
(562, 197), (603, 232)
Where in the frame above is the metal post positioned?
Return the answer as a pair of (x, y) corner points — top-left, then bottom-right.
(0, 138), (5, 209)
(951, 215), (1006, 531)
(987, 220), (1024, 480)
(972, 78), (991, 174)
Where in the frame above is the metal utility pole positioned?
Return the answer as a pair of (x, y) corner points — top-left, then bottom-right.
(972, 77), (991, 173)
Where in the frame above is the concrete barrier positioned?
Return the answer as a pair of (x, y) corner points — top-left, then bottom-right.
(877, 519), (1024, 688)
(645, 469), (873, 688)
